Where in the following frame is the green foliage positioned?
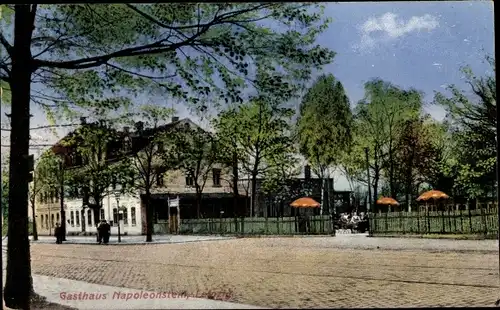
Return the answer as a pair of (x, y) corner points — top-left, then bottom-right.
(434, 56), (496, 198)
(163, 121), (218, 217)
(1, 4), (334, 118)
(61, 121), (132, 207)
(352, 79), (424, 200)
(215, 97), (295, 215)
(216, 97), (295, 178)
(297, 74), (352, 177)
(125, 105), (175, 195)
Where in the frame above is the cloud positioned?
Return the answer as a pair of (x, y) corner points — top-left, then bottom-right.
(355, 13), (439, 51)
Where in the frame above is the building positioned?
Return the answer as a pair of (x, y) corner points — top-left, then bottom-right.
(241, 165), (353, 218)
(35, 117), (245, 236)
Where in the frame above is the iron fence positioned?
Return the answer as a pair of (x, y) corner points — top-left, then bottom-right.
(369, 207), (498, 238)
(162, 215), (335, 235)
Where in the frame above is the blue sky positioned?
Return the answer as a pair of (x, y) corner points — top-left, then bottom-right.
(0, 2), (495, 189)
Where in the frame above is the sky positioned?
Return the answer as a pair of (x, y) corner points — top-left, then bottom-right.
(0, 1), (495, 190)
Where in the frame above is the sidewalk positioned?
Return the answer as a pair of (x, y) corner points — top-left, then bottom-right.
(2, 274), (263, 309)
(25, 235), (234, 245)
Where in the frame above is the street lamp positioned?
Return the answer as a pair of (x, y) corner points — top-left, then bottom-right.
(114, 190), (122, 243)
(59, 158), (67, 241)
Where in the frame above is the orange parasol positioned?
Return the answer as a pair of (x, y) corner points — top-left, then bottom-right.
(376, 197), (399, 206)
(416, 190), (449, 202)
(290, 197), (321, 208)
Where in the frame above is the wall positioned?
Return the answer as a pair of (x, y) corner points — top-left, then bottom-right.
(36, 194), (143, 236)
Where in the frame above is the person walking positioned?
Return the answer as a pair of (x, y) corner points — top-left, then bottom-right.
(102, 220), (111, 244)
(97, 220), (105, 244)
(54, 223), (63, 244)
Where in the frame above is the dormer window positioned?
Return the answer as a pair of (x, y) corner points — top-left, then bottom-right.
(185, 173), (194, 186)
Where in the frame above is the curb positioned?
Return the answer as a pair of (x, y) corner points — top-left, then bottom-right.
(29, 238), (235, 246)
(235, 234), (336, 238)
(368, 234), (499, 240)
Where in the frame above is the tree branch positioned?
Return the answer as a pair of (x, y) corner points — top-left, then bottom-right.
(0, 34), (13, 57)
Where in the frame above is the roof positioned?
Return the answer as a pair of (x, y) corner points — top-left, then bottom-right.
(50, 117), (198, 157)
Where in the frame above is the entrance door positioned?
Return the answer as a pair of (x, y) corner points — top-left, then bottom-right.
(169, 206), (179, 234)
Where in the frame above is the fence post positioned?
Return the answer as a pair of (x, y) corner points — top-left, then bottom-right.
(427, 206), (431, 234)
(441, 208), (445, 234)
(468, 206), (473, 233)
(448, 207), (454, 232)
(459, 208), (464, 233)
(417, 205), (420, 234)
(385, 212), (388, 232)
(399, 211), (403, 234)
(480, 203), (487, 236)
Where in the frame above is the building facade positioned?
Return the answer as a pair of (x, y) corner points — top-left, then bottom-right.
(34, 117), (240, 236)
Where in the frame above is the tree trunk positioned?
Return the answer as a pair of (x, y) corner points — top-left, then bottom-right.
(195, 190), (202, 219)
(373, 147), (380, 206)
(145, 191), (153, 242)
(31, 201), (38, 241)
(232, 152), (239, 217)
(405, 146), (415, 212)
(81, 209), (86, 233)
(251, 172), (258, 217)
(389, 150), (396, 198)
(4, 5), (36, 309)
(93, 207), (100, 242)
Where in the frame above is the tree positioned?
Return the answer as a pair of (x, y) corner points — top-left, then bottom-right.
(390, 117), (451, 209)
(29, 153), (59, 241)
(124, 105), (175, 241)
(297, 74), (353, 215)
(213, 112), (243, 217)
(1, 4), (334, 306)
(434, 56), (496, 198)
(62, 121), (131, 231)
(164, 122), (218, 219)
(260, 146), (300, 216)
(1, 154), (8, 228)
(216, 98), (295, 217)
(353, 79), (422, 204)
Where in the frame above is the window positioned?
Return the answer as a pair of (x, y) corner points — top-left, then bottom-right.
(100, 209), (105, 220)
(76, 211), (80, 227)
(70, 211), (74, 227)
(212, 169), (221, 187)
(88, 209), (93, 225)
(131, 207), (136, 226)
(185, 173), (194, 186)
(113, 208), (118, 226)
(44, 215), (48, 229)
(156, 173), (164, 187)
(51, 214), (55, 228)
(56, 213), (60, 224)
(123, 208), (128, 225)
(50, 191), (54, 203)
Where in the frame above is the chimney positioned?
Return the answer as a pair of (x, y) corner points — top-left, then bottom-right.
(304, 165), (311, 179)
(80, 117), (87, 125)
(134, 121), (144, 132)
(123, 126), (130, 133)
(172, 116), (179, 122)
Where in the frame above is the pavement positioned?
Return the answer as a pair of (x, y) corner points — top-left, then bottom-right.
(2, 237), (262, 309)
(16, 233), (500, 252)
(3, 234), (500, 308)
(23, 235), (234, 245)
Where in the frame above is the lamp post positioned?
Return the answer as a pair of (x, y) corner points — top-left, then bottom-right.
(114, 190), (122, 243)
(59, 159), (67, 241)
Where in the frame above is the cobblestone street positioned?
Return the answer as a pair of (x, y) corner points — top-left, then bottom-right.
(24, 237), (499, 308)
